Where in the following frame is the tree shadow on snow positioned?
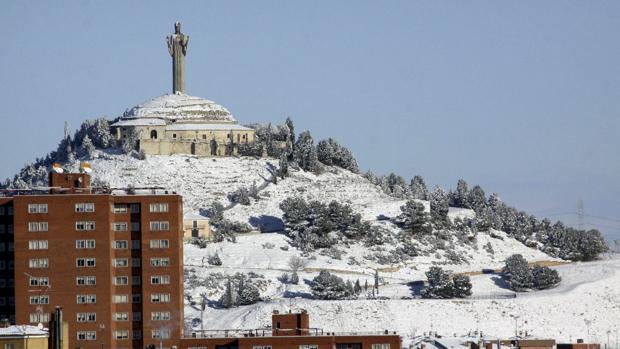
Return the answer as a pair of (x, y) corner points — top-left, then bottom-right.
(249, 215), (284, 233)
(282, 290), (314, 299)
(491, 275), (512, 290)
(407, 280), (425, 297)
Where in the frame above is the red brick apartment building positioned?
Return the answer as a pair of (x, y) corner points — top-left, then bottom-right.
(0, 170), (184, 349)
(179, 311), (402, 349)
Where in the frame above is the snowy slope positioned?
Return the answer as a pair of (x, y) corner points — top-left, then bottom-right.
(58, 152), (618, 343)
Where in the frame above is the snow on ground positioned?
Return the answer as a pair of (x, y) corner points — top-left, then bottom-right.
(67, 153), (611, 343)
(187, 255), (620, 345)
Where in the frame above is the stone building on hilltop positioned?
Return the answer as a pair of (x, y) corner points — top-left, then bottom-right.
(111, 22), (256, 156)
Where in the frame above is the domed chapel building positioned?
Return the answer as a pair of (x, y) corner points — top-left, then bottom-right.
(111, 22), (256, 156)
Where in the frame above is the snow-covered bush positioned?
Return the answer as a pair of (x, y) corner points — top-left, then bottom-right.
(289, 272), (300, 285)
(410, 175), (428, 200)
(430, 186), (450, 229)
(531, 265), (561, 290)
(237, 142), (263, 157)
(310, 270), (353, 300)
(207, 253), (222, 266)
(227, 187), (251, 206)
(502, 254), (533, 291)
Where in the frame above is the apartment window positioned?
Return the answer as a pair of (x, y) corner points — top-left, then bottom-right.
(0, 225), (3, 234)
(7, 207), (13, 216)
(150, 275), (170, 285)
(76, 258), (96, 267)
(8, 279), (14, 288)
(114, 276), (129, 285)
(113, 240), (128, 249)
(7, 225), (13, 234)
(0, 279), (5, 288)
(76, 276), (96, 286)
(0, 297), (5, 306)
(0, 261), (5, 270)
(371, 345), (390, 349)
(29, 313), (49, 323)
(28, 204), (48, 214)
(29, 277), (49, 286)
(75, 221), (96, 231)
(300, 346), (319, 349)
(113, 294), (128, 303)
(149, 239), (169, 249)
(149, 221), (170, 231)
(29, 295), (49, 304)
(76, 331), (96, 341)
(151, 329), (170, 339)
(112, 222), (128, 231)
(0, 207), (4, 215)
(132, 294), (141, 303)
(253, 346), (272, 349)
(5, 343), (15, 349)
(28, 240), (48, 250)
(75, 203), (95, 213)
(132, 312), (141, 321)
(150, 257), (170, 267)
(131, 258), (141, 267)
(149, 203), (169, 213)
(8, 297), (14, 306)
(131, 222), (140, 231)
(8, 261), (13, 270)
(114, 330), (129, 340)
(113, 204), (128, 213)
(130, 204), (140, 213)
(76, 312), (96, 322)
(132, 330), (142, 339)
(29, 258), (49, 268)
(131, 240), (140, 250)
(113, 312), (128, 321)
(151, 311), (171, 321)
(0, 243), (4, 252)
(113, 258), (128, 267)
(28, 222), (48, 232)
(76, 294), (96, 304)
(132, 276), (141, 285)
(150, 293), (170, 303)
(75, 239), (96, 249)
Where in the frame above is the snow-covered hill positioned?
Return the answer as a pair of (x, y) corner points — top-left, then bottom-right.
(55, 152), (619, 343)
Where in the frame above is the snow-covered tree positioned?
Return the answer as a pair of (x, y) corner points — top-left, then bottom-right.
(294, 131), (320, 173)
(236, 277), (261, 305)
(421, 266), (454, 299)
(531, 265), (561, 290)
(207, 253), (222, 266)
(316, 138), (359, 173)
(122, 129), (139, 154)
(219, 279), (236, 308)
(285, 117), (295, 150)
(393, 200), (431, 235)
(430, 186), (450, 228)
(452, 274), (473, 298)
(311, 270), (352, 300)
(289, 272), (299, 285)
(81, 134), (96, 158)
(410, 175), (428, 200)
(452, 179), (470, 208)
(279, 153), (289, 178)
(468, 185), (487, 213)
(502, 254), (533, 291)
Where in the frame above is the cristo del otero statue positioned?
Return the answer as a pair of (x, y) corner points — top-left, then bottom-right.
(111, 22), (256, 156)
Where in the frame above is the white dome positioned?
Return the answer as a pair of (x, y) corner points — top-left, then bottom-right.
(122, 93), (235, 122)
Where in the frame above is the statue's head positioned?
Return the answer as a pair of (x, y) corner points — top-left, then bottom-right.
(175, 22), (181, 34)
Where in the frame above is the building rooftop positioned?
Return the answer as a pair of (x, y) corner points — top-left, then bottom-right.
(0, 325), (48, 337)
(121, 93), (236, 122)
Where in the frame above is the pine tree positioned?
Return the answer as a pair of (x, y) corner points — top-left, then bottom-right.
(354, 279), (362, 294)
(285, 117), (295, 150)
(421, 266), (455, 299)
(468, 185), (487, 213)
(219, 279), (236, 308)
(237, 277), (260, 305)
(410, 175), (428, 200)
(294, 131), (320, 173)
(374, 270), (379, 294)
(81, 134), (96, 158)
(502, 254), (534, 291)
(430, 186), (450, 229)
(310, 270), (352, 300)
(289, 271), (299, 285)
(316, 138), (359, 173)
(531, 265), (561, 290)
(452, 274), (473, 298)
(279, 153), (289, 178)
(394, 200), (431, 235)
(453, 179), (470, 208)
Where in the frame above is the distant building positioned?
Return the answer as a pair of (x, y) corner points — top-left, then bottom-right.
(182, 212), (210, 240)
(180, 310), (401, 349)
(0, 165), (185, 349)
(111, 22), (256, 157)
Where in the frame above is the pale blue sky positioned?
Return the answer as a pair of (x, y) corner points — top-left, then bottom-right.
(1, 1), (619, 240)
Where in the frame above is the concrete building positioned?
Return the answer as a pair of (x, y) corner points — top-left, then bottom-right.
(182, 212), (210, 240)
(0, 168), (185, 349)
(180, 311), (401, 349)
